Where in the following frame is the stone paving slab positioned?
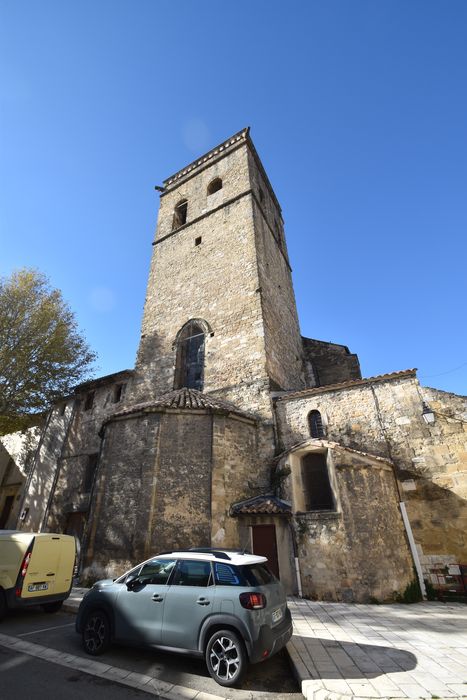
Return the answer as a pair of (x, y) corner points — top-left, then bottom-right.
(287, 598), (467, 700)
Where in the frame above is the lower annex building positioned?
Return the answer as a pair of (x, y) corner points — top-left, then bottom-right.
(10, 128), (467, 602)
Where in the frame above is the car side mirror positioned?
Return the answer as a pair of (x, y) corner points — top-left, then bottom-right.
(126, 575), (141, 590)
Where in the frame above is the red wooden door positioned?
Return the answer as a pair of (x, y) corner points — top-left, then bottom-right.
(251, 524), (280, 579)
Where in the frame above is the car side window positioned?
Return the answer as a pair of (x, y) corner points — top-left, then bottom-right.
(172, 559), (212, 587)
(138, 558), (176, 585)
(213, 562), (242, 586)
(115, 565), (140, 584)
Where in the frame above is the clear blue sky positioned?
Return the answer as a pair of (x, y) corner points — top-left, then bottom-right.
(1, 1), (466, 395)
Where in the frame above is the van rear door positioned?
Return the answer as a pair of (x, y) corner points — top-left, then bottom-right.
(21, 534), (75, 599)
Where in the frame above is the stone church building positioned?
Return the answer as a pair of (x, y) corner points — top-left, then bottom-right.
(14, 128), (467, 602)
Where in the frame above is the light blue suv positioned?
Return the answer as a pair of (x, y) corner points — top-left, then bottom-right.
(76, 548), (292, 687)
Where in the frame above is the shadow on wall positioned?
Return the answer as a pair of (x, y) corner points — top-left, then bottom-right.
(404, 477), (467, 574)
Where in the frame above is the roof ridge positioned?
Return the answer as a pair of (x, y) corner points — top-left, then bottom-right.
(103, 387), (256, 424)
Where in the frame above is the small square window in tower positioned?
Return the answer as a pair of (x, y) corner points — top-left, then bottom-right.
(301, 453), (334, 511)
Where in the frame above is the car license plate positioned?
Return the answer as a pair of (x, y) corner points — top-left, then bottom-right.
(28, 583), (48, 592)
(272, 607), (282, 623)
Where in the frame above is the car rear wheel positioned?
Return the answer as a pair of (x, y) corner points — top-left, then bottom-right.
(41, 601), (63, 613)
(205, 629), (247, 687)
(82, 609), (110, 655)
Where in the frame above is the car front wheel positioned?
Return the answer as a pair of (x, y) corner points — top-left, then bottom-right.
(205, 629), (247, 687)
(82, 609), (110, 655)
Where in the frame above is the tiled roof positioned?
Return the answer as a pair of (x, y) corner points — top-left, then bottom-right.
(230, 494), (292, 516)
(276, 369), (417, 402)
(107, 388), (255, 422)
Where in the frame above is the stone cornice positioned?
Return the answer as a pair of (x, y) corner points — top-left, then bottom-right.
(163, 128), (250, 190)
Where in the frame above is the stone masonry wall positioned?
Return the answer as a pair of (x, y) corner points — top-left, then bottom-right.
(211, 414), (263, 549)
(281, 449), (413, 602)
(20, 373), (131, 535)
(302, 337), (361, 387)
(84, 412), (162, 578)
(133, 143), (272, 418)
(246, 146), (305, 393)
(276, 374), (467, 576)
(149, 411), (213, 552)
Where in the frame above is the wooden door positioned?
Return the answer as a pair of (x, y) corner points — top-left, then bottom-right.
(251, 524), (280, 579)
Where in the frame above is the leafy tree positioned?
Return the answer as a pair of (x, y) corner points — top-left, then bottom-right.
(0, 269), (97, 434)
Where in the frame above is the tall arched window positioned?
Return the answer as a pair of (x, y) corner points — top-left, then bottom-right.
(308, 410), (325, 438)
(207, 178), (222, 195)
(172, 199), (188, 230)
(174, 321), (205, 391)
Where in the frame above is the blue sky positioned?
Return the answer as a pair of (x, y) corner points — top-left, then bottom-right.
(1, 1), (466, 394)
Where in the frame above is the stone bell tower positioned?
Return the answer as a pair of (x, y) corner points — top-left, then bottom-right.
(132, 128), (305, 418)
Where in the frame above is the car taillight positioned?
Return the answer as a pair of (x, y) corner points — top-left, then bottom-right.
(21, 552), (32, 577)
(16, 550), (32, 597)
(239, 592), (267, 609)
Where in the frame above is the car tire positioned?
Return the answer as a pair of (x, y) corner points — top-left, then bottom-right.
(0, 589), (7, 622)
(205, 629), (247, 687)
(82, 609), (111, 656)
(41, 601), (63, 614)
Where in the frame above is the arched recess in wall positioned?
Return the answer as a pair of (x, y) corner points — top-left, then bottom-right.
(308, 410), (325, 438)
(300, 451), (335, 511)
(173, 319), (212, 391)
(207, 177), (222, 195)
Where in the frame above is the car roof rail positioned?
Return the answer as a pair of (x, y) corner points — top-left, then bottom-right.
(188, 548), (232, 560)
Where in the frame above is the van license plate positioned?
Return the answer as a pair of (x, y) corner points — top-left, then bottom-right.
(272, 607), (282, 623)
(28, 583), (48, 592)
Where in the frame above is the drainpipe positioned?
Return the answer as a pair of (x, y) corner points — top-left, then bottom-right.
(287, 518), (303, 598)
(399, 502), (427, 598)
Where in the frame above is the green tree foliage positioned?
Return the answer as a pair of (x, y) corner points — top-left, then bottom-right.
(0, 269), (97, 434)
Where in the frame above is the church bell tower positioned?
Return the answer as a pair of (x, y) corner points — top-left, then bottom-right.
(133, 128), (305, 418)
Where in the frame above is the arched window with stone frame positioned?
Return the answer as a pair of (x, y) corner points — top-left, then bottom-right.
(308, 409), (325, 438)
(172, 199), (188, 230)
(207, 177), (222, 196)
(173, 320), (208, 391)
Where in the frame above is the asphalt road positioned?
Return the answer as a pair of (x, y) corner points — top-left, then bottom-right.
(0, 644), (154, 700)
(0, 607), (302, 700)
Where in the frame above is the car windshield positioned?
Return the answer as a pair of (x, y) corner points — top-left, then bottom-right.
(242, 564), (276, 586)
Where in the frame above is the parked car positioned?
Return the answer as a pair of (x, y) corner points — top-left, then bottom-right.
(76, 548), (293, 687)
(0, 531), (76, 620)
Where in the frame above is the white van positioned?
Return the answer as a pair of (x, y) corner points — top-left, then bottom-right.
(0, 531), (76, 620)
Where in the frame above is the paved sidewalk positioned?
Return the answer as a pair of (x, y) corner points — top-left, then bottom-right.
(287, 598), (467, 700)
(63, 586), (88, 613)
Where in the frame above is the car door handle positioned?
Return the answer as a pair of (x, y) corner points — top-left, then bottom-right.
(196, 597), (210, 606)
(152, 594), (164, 602)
